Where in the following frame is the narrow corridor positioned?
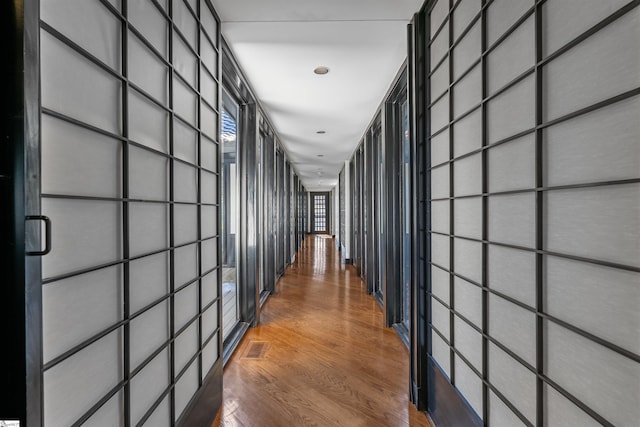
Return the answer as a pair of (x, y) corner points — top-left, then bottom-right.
(217, 235), (431, 426)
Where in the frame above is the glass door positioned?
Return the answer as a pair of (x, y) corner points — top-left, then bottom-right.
(401, 99), (411, 329)
(311, 192), (329, 233)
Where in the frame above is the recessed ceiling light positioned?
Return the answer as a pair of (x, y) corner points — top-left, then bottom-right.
(317, 154), (324, 157)
(314, 66), (330, 75)
(316, 130), (326, 134)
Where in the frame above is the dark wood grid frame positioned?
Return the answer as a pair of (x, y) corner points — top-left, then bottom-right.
(414, 0), (640, 426)
(22, 0), (224, 425)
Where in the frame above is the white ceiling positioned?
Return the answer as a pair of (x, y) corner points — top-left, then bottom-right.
(211, 0), (423, 191)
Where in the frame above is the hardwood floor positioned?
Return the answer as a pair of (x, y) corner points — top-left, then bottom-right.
(214, 235), (433, 427)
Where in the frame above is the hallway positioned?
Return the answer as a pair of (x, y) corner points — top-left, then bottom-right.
(218, 235), (431, 427)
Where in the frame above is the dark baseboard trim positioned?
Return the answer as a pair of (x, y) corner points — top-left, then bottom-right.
(428, 360), (482, 427)
(223, 322), (250, 366)
(177, 359), (223, 427)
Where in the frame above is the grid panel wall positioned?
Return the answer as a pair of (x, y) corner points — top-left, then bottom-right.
(425, 0), (640, 425)
(39, 0), (222, 424)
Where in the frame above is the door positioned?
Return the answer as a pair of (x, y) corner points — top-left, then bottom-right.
(310, 192), (330, 234)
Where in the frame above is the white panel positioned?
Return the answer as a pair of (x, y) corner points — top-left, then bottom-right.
(175, 282), (198, 331)
(129, 32), (168, 103)
(43, 330), (122, 427)
(488, 193), (535, 247)
(41, 0), (121, 70)
(454, 197), (482, 239)
(486, 0), (533, 47)
(202, 238), (218, 272)
(41, 32), (121, 135)
(543, 384), (601, 427)
(430, 128), (449, 167)
(488, 135), (535, 192)
(201, 170), (218, 205)
(453, 65), (482, 118)
(42, 115), (121, 198)
(543, 8), (640, 121)
(489, 294), (536, 366)
(130, 302), (169, 369)
(454, 238), (482, 284)
(431, 59), (450, 101)
(141, 397), (170, 427)
(201, 304), (219, 345)
(489, 343), (536, 423)
(200, 104), (218, 152)
(431, 266), (450, 305)
(201, 138), (219, 172)
(175, 244), (198, 287)
(130, 0), (168, 57)
(431, 298), (451, 339)
(129, 90), (169, 153)
(454, 276), (482, 326)
(431, 96), (450, 134)
(173, 33), (197, 89)
(545, 184), (640, 266)
(453, 0), (481, 41)
(453, 153), (482, 197)
(487, 75), (535, 144)
(544, 95), (640, 186)
(431, 326), (451, 379)
(545, 256), (640, 354)
(201, 67), (218, 108)
(174, 204), (198, 246)
(430, 0), (449, 38)
(431, 200), (449, 234)
(490, 391), (528, 427)
(488, 245), (536, 307)
(201, 270), (219, 309)
(430, 164), (450, 200)
(201, 333), (219, 380)
(200, 35), (218, 79)
(542, 0), (631, 56)
(83, 392), (124, 427)
(488, 16), (534, 95)
(454, 315), (482, 371)
(129, 148), (167, 200)
(173, 119), (198, 165)
(545, 321), (640, 426)
(431, 23), (449, 70)
(431, 233), (450, 269)
(42, 199), (121, 278)
(129, 203), (168, 257)
(174, 162), (198, 203)
(201, 0), (219, 43)
(452, 109), (482, 158)
(174, 324), (198, 374)
(130, 253), (169, 314)
(173, 77), (197, 125)
(201, 206), (218, 239)
(130, 350), (169, 425)
(454, 356), (483, 419)
(43, 267), (122, 364)
(175, 361), (198, 421)
(453, 22), (481, 80)
(173, 0), (198, 48)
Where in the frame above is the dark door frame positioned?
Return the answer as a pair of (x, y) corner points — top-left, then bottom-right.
(310, 191), (331, 234)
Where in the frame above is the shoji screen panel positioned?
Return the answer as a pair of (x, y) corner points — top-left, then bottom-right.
(425, 0), (639, 425)
(39, 0), (221, 425)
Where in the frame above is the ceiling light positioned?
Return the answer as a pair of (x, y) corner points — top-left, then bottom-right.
(314, 66), (330, 75)
(317, 154), (324, 157)
(316, 130), (326, 134)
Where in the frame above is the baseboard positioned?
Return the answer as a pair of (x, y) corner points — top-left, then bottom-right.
(177, 359), (223, 427)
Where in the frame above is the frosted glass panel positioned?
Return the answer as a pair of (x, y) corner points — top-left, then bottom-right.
(431, 233), (450, 268)
(489, 294), (536, 365)
(453, 0), (481, 41)
(489, 343), (536, 423)
(41, 0), (120, 70)
(42, 199), (121, 278)
(430, 128), (449, 167)
(201, 170), (218, 205)
(454, 197), (482, 239)
(488, 193), (535, 247)
(175, 362), (198, 421)
(41, 32), (121, 134)
(543, 8), (640, 121)
(454, 315), (482, 370)
(545, 184), (640, 266)
(174, 324), (198, 373)
(431, 200), (449, 234)
(173, 32), (197, 88)
(201, 270), (218, 308)
(130, 253), (169, 314)
(454, 356), (483, 419)
(200, 35), (218, 78)
(130, 301), (169, 369)
(431, 96), (450, 133)
(130, 350), (169, 425)
(452, 109), (482, 157)
(173, 0), (198, 48)
(43, 267), (122, 363)
(430, 22), (449, 70)
(129, 90), (169, 153)
(175, 244), (198, 287)
(543, 384), (601, 427)
(488, 134), (535, 192)
(175, 282), (198, 331)
(430, 0), (449, 38)
(174, 162), (197, 202)
(544, 95), (640, 186)
(431, 330), (451, 379)
(453, 22), (481, 80)
(202, 238), (218, 272)
(130, 149), (168, 201)
(453, 65), (482, 118)
(42, 115), (121, 198)
(201, 139), (218, 172)
(83, 392), (123, 427)
(488, 245), (536, 307)
(542, 0), (631, 56)
(486, 0), (532, 47)
(129, 0), (168, 57)
(201, 206), (218, 238)
(490, 391), (528, 427)
(174, 204), (198, 246)
(487, 75), (535, 144)
(431, 59), (450, 101)
(173, 119), (197, 164)
(453, 153), (482, 197)
(201, 333), (219, 380)
(430, 164), (450, 200)
(487, 16), (534, 94)
(545, 256), (640, 354)
(130, 203), (168, 257)
(142, 397), (170, 427)
(129, 33), (167, 103)
(454, 277), (482, 326)
(201, 68), (218, 108)
(201, 0), (219, 43)
(201, 304), (219, 346)
(431, 266), (450, 305)
(173, 77), (197, 125)
(44, 330), (122, 427)
(431, 298), (450, 338)
(545, 321), (640, 427)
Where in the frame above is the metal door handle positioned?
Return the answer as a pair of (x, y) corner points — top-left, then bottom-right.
(26, 215), (52, 256)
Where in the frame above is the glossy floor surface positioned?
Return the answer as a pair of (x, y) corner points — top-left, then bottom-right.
(215, 235), (432, 427)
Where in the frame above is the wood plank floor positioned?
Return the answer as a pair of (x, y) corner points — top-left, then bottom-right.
(214, 235), (433, 427)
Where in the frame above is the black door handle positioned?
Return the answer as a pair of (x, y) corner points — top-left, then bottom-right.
(26, 215), (52, 256)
